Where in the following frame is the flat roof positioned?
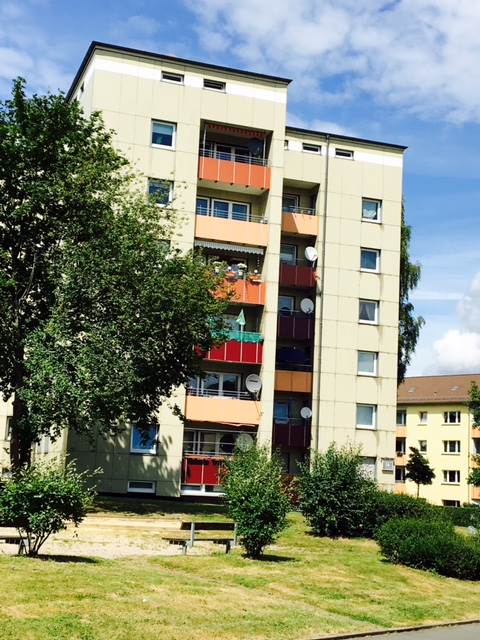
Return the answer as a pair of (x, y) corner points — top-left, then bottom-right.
(286, 126), (407, 152)
(398, 373), (480, 404)
(67, 41), (292, 101)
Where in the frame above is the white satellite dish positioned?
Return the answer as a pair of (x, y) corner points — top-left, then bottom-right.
(300, 407), (312, 419)
(245, 374), (262, 393)
(300, 298), (314, 314)
(236, 433), (253, 450)
(305, 246), (318, 262)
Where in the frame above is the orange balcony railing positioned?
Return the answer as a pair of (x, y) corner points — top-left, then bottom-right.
(282, 210), (319, 236)
(185, 394), (261, 425)
(216, 276), (266, 305)
(195, 214), (269, 246)
(275, 369), (313, 393)
(198, 154), (271, 190)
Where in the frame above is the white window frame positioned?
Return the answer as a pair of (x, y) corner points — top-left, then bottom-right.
(396, 410), (406, 426)
(131, 425), (158, 454)
(302, 143), (321, 154)
(148, 179), (173, 206)
(396, 438), (406, 455)
(161, 71), (184, 84)
(282, 194), (299, 212)
(274, 401), (290, 424)
(360, 248), (380, 272)
(203, 78), (226, 92)
(280, 243), (297, 265)
(356, 404), (377, 430)
(336, 148), (354, 159)
(443, 440), (461, 454)
(444, 411), (461, 424)
(442, 470), (460, 484)
(190, 372), (242, 398)
(419, 411), (428, 424)
(362, 199), (381, 222)
(395, 466), (406, 483)
(151, 121), (176, 149)
(128, 481), (156, 494)
(196, 197), (250, 221)
(5, 417), (11, 440)
(443, 499), (460, 507)
(278, 295), (295, 316)
(419, 440), (428, 453)
(359, 300), (379, 324)
(183, 429), (242, 456)
(357, 351), (378, 376)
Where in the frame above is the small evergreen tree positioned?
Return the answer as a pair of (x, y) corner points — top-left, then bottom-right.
(405, 446), (435, 497)
(298, 442), (378, 538)
(221, 442), (290, 558)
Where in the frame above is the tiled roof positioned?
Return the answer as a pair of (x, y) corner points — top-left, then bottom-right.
(398, 373), (480, 404)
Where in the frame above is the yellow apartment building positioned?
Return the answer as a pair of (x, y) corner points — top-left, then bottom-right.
(396, 374), (480, 505)
(0, 42), (405, 498)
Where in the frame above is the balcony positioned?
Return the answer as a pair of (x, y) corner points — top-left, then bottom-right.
(198, 148), (270, 192)
(273, 419), (311, 448)
(396, 426), (407, 438)
(282, 207), (319, 236)
(182, 456), (224, 486)
(278, 312), (315, 340)
(275, 369), (313, 393)
(204, 334), (263, 364)
(195, 212), (269, 247)
(279, 261), (316, 288)
(395, 483), (407, 495)
(185, 391), (261, 425)
(216, 276), (266, 306)
(472, 486), (480, 501)
(395, 452), (406, 466)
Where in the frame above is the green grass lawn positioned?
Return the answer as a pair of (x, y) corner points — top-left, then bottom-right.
(2, 499), (480, 640)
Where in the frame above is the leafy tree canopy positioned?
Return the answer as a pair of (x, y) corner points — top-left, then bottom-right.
(0, 79), (229, 469)
(466, 382), (480, 486)
(405, 446), (435, 497)
(398, 202), (425, 385)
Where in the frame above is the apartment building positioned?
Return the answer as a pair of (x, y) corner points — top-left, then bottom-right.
(0, 42), (405, 498)
(396, 374), (480, 505)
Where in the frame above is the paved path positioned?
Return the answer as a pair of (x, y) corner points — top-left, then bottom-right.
(357, 622), (480, 640)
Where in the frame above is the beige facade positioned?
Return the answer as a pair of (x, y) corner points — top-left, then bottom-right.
(0, 42), (405, 498)
(396, 374), (480, 505)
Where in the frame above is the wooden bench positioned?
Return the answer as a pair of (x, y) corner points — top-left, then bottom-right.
(0, 528), (29, 555)
(164, 521), (237, 555)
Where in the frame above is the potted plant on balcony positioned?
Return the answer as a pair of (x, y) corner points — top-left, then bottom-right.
(225, 266), (237, 280)
(237, 263), (247, 278)
(247, 270), (261, 282)
(210, 260), (225, 275)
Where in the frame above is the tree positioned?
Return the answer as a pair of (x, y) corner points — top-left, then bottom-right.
(398, 201), (425, 385)
(220, 442), (291, 558)
(0, 459), (96, 556)
(298, 442), (378, 538)
(405, 446), (435, 497)
(0, 79), (229, 469)
(466, 382), (480, 486)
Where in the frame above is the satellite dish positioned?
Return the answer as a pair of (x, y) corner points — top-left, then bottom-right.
(248, 137), (263, 158)
(301, 407), (312, 419)
(236, 433), (253, 450)
(245, 374), (262, 393)
(305, 246), (318, 262)
(300, 298), (314, 314)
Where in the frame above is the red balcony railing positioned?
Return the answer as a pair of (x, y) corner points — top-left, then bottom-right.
(279, 263), (316, 287)
(182, 456), (224, 485)
(277, 314), (315, 340)
(273, 420), (311, 448)
(204, 339), (263, 364)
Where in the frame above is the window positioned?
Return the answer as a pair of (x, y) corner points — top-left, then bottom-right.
(335, 148), (353, 159)
(183, 429), (243, 456)
(195, 197), (250, 221)
(396, 410), (406, 426)
(280, 244), (297, 265)
(443, 470), (460, 484)
(274, 401), (290, 424)
(419, 411), (428, 424)
(131, 425), (158, 454)
(278, 296), (295, 316)
(395, 466), (406, 483)
(190, 372), (242, 398)
(5, 417), (11, 440)
(356, 404), (377, 430)
(444, 411), (461, 424)
(161, 71), (184, 84)
(302, 143), (321, 154)
(361, 457), (377, 479)
(362, 199), (381, 222)
(151, 121), (176, 148)
(360, 248), (380, 272)
(203, 78), (226, 91)
(36, 434), (50, 454)
(357, 351), (378, 376)
(359, 300), (379, 324)
(282, 194), (299, 212)
(443, 500), (460, 507)
(396, 438), (406, 455)
(443, 440), (461, 454)
(148, 179), (173, 206)
(284, 140), (289, 150)
(419, 440), (427, 453)
(128, 481), (156, 494)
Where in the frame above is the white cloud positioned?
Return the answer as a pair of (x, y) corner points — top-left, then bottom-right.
(184, 0), (480, 124)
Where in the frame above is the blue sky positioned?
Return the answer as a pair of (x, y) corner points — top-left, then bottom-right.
(1, 0), (480, 378)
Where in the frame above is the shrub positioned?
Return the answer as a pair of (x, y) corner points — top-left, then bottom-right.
(377, 517), (480, 580)
(441, 505), (480, 528)
(298, 442), (378, 538)
(221, 442), (290, 558)
(364, 491), (436, 538)
(0, 459), (97, 556)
